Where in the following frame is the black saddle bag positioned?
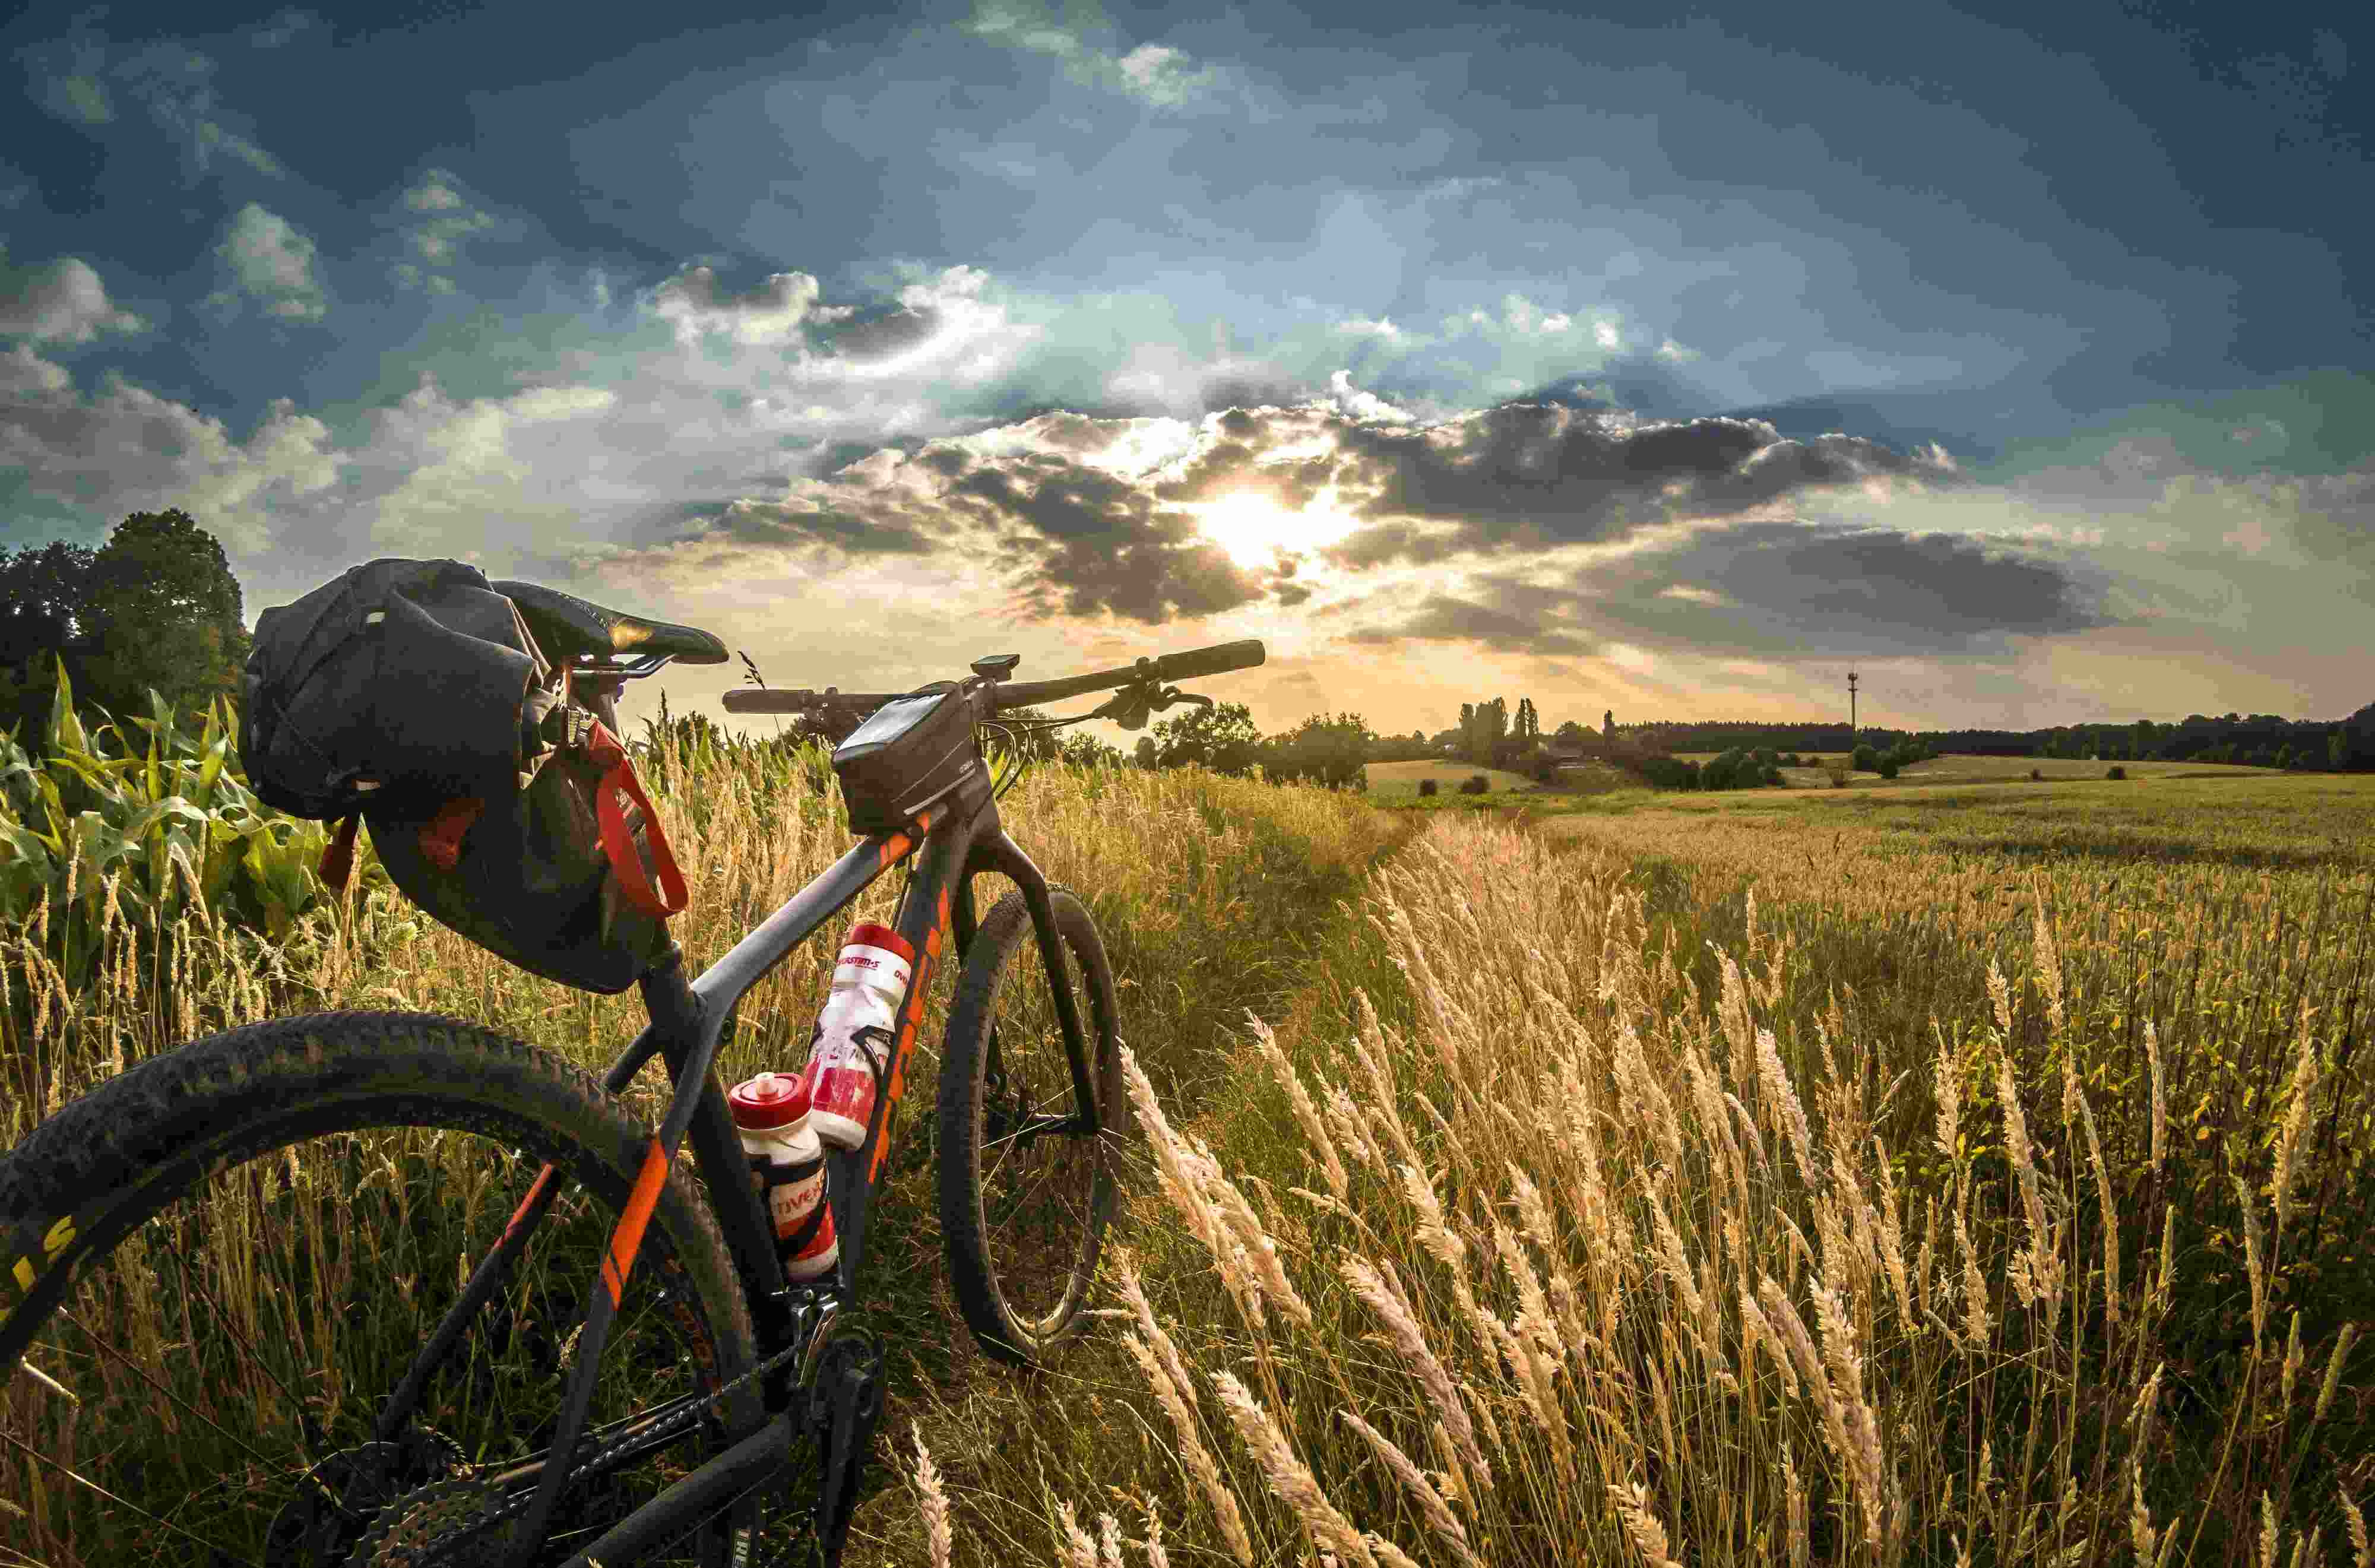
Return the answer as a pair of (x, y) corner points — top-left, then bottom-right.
(242, 558), (686, 993)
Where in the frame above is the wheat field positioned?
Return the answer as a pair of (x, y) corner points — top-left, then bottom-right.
(4, 731), (2370, 1566)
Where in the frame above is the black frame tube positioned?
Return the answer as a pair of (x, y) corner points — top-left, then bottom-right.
(392, 683), (1114, 1559)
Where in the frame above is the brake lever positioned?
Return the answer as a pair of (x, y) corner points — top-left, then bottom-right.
(1091, 682), (1209, 732)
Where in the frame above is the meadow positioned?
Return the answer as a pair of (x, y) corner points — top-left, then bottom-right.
(1366, 759), (1550, 799)
(3, 716), (2370, 1567)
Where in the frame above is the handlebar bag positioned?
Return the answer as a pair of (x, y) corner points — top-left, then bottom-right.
(241, 557), (686, 993)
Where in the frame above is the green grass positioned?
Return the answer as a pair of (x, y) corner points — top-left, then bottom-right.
(1366, 758), (1548, 797)
(1670, 750), (2286, 791)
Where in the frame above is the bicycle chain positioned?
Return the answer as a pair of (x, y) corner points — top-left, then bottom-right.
(349, 1323), (822, 1566)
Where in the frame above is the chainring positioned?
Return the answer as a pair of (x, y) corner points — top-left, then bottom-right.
(262, 1427), (466, 1567)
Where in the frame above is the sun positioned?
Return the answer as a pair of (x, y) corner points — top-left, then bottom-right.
(1188, 492), (1354, 570)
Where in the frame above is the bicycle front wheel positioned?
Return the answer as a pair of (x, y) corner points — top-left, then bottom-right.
(935, 884), (1127, 1366)
(0, 1010), (763, 1567)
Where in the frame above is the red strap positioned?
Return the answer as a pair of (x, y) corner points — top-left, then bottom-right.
(584, 718), (688, 919)
(419, 797), (484, 872)
(318, 813), (360, 891)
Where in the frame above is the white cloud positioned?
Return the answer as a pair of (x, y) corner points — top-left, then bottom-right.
(1115, 43), (1220, 106)
(0, 255), (150, 342)
(1655, 338), (1700, 362)
(650, 264), (822, 346)
(0, 355), (338, 553)
(359, 378), (619, 552)
(1336, 316), (1405, 340)
(965, 2), (1223, 107)
(390, 170), (495, 292)
(404, 172), (467, 213)
(1328, 369), (1413, 423)
(216, 204), (327, 321)
(0, 344), (73, 396)
(1594, 319), (1620, 350)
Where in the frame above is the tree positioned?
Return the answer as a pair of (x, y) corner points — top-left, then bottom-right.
(1554, 719), (1586, 747)
(1151, 700), (1265, 775)
(0, 512), (249, 747)
(1265, 711), (1372, 789)
(78, 510), (251, 728)
(1134, 736), (1158, 770)
(2332, 730), (2351, 771)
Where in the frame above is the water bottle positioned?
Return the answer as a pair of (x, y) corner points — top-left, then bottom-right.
(805, 921), (915, 1149)
(727, 1071), (839, 1282)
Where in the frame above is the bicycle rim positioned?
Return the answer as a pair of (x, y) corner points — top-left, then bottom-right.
(0, 1015), (761, 1567)
(941, 888), (1123, 1360)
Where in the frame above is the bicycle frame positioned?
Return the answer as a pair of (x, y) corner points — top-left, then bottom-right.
(375, 768), (1095, 1564)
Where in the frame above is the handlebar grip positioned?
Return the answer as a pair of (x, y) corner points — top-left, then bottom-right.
(1155, 639), (1265, 682)
(721, 689), (820, 714)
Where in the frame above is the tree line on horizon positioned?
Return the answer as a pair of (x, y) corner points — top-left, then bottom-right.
(5, 516), (2367, 776)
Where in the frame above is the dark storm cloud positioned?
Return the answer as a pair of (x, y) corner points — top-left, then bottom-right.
(1320, 404), (1964, 564)
(938, 446), (1269, 622)
(1346, 593), (1595, 655)
(1455, 521), (2117, 660)
(695, 497), (934, 555)
(810, 302), (939, 362)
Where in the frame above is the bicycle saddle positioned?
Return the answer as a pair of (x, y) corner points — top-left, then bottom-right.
(493, 580), (730, 665)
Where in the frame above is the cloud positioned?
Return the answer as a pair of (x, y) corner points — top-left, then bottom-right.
(56, 74), (113, 124)
(650, 264), (823, 346)
(1328, 370), (1414, 424)
(213, 204), (327, 321)
(0, 351), (338, 552)
(248, 11), (316, 49)
(113, 40), (287, 178)
(390, 170), (496, 292)
(0, 255), (150, 343)
(1449, 520), (2118, 661)
(964, 1), (1223, 107)
(1345, 593), (1596, 654)
(356, 378), (619, 553)
(1318, 403), (1965, 562)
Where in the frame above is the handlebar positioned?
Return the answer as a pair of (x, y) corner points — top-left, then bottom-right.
(718, 638), (1265, 717)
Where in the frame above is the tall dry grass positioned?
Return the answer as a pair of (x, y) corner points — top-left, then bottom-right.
(0, 727), (1405, 1553)
(986, 803), (2371, 1568)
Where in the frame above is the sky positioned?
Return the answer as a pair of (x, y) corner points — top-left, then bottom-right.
(2, 1), (2368, 741)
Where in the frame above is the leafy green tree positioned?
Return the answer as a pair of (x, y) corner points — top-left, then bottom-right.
(1151, 700), (1265, 776)
(1265, 711), (1372, 788)
(2, 514), (251, 749)
(1133, 735), (1158, 769)
(2331, 730), (2350, 771)
(1851, 743), (1879, 772)
(78, 510), (252, 727)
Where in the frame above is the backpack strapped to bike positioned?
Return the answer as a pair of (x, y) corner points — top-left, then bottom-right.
(241, 557), (704, 993)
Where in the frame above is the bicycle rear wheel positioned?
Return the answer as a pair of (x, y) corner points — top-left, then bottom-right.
(0, 1011), (763, 1567)
(935, 885), (1127, 1366)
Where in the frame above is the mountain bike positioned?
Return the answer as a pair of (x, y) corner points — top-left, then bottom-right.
(0, 612), (1263, 1567)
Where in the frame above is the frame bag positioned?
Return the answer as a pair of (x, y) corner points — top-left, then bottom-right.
(242, 557), (686, 993)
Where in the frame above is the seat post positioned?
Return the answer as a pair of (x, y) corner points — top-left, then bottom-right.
(574, 670), (628, 735)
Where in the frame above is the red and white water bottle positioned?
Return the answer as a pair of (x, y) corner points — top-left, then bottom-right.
(727, 1071), (839, 1283)
(805, 921), (915, 1149)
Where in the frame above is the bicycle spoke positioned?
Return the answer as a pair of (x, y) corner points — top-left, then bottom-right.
(52, 1304), (307, 1488)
